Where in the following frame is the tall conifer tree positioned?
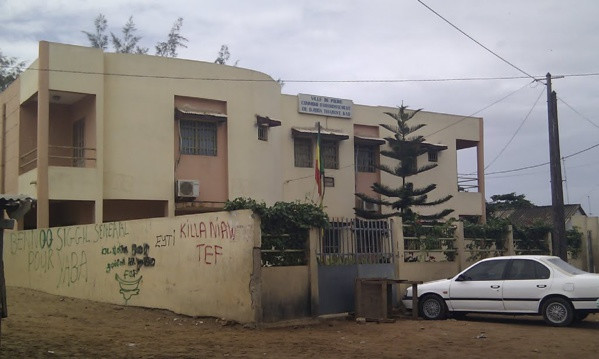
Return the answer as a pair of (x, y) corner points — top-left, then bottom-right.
(355, 105), (453, 222)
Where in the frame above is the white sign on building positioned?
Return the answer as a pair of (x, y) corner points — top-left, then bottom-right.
(298, 94), (353, 119)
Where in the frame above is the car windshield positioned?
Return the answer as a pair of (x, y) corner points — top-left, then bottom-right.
(546, 258), (587, 275)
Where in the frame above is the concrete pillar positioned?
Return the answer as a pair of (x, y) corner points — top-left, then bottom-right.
(455, 221), (466, 271)
(391, 217), (403, 279)
(36, 41), (50, 228)
(477, 118), (486, 223)
(308, 227), (320, 316)
(506, 225), (515, 256)
(250, 213), (262, 323)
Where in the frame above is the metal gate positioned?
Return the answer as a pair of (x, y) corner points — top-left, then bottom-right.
(317, 218), (395, 315)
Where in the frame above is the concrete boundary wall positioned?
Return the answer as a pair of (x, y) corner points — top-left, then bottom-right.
(3, 209), (262, 323)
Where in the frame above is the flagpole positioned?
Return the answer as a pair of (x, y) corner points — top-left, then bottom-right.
(315, 122), (324, 207)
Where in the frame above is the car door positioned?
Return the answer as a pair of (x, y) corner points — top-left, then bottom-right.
(448, 259), (508, 312)
(502, 259), (552, 312)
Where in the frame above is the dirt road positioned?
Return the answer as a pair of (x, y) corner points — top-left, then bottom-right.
(1, 286), (598, 358)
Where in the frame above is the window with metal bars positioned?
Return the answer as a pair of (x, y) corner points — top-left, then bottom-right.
(181, 120), (217, 156)
(355, 144), (376, 172)
(294, 137), (312, 167)
(428, 151), (438, 162)
(322, 140), (338, 169)
(258, 126), (268, 141)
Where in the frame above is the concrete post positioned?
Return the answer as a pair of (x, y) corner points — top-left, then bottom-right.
(250, 213), (262, 323)
(308, 227), (320, 316)
(391, 217), (403, 279)
(506, 225), (515, 256)
(36, 41), (50, 228)
(455, 221), (466, 271)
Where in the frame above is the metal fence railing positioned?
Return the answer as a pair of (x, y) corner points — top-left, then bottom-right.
(318, 217), (394, 265)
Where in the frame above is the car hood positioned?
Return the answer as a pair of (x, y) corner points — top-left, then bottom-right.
(407, 278), (451, 295)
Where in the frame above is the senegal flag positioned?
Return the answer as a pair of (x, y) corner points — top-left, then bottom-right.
(315, 123), (325, 200)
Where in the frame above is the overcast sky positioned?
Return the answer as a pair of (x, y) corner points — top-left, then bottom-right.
(2, 0), (599, 214)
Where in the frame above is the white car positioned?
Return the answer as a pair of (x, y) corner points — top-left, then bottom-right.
(402, 255), (599, 326)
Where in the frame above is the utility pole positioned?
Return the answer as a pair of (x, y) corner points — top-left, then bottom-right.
(546, 73), (567, 261)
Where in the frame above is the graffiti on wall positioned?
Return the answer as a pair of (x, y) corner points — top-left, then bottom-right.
(179, 218), (236, 265)
(179, 218), (235, 240)
(7, 214), (249, 307)
(103, 242), (156, 303)
(11, 226), (91, 288)
(155, 230), (176, 248)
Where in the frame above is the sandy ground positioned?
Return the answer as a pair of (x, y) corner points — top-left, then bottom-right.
(1, 286), (599, 358)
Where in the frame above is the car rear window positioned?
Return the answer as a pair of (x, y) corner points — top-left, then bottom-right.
(546, 258), (587, 275)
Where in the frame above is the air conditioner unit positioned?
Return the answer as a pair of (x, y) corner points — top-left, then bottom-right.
(362, 201), (380, 212)
(176, 180), (200, 198)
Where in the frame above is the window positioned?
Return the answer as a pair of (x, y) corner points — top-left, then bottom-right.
(324, 176), (335, 188)
(355, 144), (376, 172)
(547, 258), (587, 275)
(181, 120), (217, 156)
(72, 119), (85, 167)
(460, 259), (508, 281)
(294, 138), (312, 167)
(428, 151), (438, 162)
(258, 126), (268, 141)
(322, 140), (338, 169)
(403, 156), (417, 174)
(506, 259), (550, 280)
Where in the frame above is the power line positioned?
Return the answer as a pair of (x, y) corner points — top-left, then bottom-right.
(423, 80), (534, 137)
(563, 142), (599, 160)
(484, 87), (546, 171)
(557, 96), (599, 130)
(485, 141), (599, 175)
(416, 0), (536, 80)
(1, 64), (599, 83)
(485, 161), (549, 175)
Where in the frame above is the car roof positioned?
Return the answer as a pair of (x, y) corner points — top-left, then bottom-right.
(480, 255), (558, 261)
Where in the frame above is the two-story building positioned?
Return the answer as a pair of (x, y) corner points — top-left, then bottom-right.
(0, 41), (485, 229)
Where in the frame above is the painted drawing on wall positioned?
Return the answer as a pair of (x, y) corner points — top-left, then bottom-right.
(114, 273), (143, 304)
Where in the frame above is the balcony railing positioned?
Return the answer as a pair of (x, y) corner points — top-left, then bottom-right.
(457, 175), (479, 192)
(19, 146), (97, 174)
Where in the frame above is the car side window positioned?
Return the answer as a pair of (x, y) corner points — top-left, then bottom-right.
(460, 260), (508, 281)
(506, 259), (550, 280)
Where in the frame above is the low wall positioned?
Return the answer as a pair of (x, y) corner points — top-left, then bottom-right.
(3, 209), (261, 323)
(261, 266), (310, 322)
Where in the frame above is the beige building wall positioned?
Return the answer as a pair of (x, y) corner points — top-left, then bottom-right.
(4, 209), (262, 323)
(1, 41), (485, 227)
(1, 80), (21, 194)
(571, 215), (599, 272)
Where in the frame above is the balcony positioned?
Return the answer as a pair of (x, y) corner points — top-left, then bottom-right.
(19, 145), (97, 174)
(18, 90), (97, 175)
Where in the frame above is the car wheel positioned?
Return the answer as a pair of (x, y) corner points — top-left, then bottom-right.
(419, 294), (446, 320)
(574, 311), (589, 322)
(542, 297), (574, 327)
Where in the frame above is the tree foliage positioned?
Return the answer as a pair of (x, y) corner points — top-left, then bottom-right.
(155, 18), (188, 57)
(82, 14), (187, 57)
(82, 14), (108, 50)
(355, 105), (453, 222)
(0, 50), (25, 91)
(486, 192), (534, 216)
(0, 51), (24, 91)
(110, 16), (148, 54)
(214, 45), (231, 65)
(224, 197), (328, 266)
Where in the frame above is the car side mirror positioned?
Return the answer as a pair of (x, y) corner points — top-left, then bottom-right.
(456, 274), (467, 282)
